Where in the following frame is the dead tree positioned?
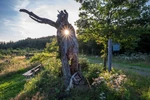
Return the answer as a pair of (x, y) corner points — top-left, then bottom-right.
(20, 9), (79, 88)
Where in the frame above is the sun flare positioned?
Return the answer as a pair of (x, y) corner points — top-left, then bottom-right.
(64, 29), (69, 36)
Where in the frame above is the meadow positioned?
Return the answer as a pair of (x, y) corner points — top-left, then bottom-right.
(0, 52), (150, 100)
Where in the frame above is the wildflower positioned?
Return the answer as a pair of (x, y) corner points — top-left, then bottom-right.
(99, 92), (106, 100)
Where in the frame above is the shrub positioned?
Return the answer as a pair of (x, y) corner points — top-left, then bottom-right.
(92, 70), (130, 100)
(85, 63), (103, 83)
(79, 58), (89, 71)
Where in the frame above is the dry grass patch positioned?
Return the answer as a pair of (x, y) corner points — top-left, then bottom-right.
(0, 56), (29, 77)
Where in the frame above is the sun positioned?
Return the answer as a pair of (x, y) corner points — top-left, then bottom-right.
(64, 29), (69, 36)
(61, 27), (71, 39)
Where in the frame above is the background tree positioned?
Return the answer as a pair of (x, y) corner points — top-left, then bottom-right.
(75, 0), (150, 70)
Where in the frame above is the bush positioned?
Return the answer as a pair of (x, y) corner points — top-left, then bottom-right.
(79, 58), (89, 71)
(85, 63), (103, 83)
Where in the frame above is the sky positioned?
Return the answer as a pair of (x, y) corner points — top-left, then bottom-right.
(0, 0), (150, 42)
(0, 0), (81, 42)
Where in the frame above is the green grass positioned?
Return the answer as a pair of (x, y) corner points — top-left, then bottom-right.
(80, 55), (150, 68)
(15, 55), (150, 100)
(130, 62), (150, 68)
(123, 71), (150, 100)
(0, 54), (150, 100)
(0, 62), (42, 100)
(79, 55), (103, 64)
(113, 59), (150, 68)
(79, 55), (150, 99)
(0, 56), (34, 100)
(0, 73), (26, 100)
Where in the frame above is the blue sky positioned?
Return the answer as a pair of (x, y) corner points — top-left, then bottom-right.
(0, 0), (150, 42)
(0, 0), (80, 42)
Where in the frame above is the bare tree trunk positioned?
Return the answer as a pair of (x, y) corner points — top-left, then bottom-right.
(61, 52), (71, 87)
(20, 9), (79, 88)
(57, 23), (79, 87)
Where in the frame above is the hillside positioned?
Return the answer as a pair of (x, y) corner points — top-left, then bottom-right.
(0, 35), (56, 49)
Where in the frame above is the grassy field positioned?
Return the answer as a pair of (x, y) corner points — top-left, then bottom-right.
(0, 56), (33, 100)
(80, 54), (150, 68)
(80, 55), (150, 77)
(79, 55), (150, 100)
(0, 73), (25, 100)
(0, 54), (150, 100)
(113, 53), (150, 68)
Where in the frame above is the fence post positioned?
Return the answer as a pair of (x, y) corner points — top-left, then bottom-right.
(108, 39), (112, 72)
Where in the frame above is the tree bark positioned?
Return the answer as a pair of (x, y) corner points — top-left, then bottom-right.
(20, 9), (57, 28)
(20, 9), (79, 87)
(103, 41), (108, 71)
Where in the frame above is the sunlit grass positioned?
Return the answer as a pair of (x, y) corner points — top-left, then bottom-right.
(0, 74), (25, 100)
(0, 56), (29, 77)
(0, 55), (33, 100)
(0, 53), (150, 100)
(142, 87), (150, 99)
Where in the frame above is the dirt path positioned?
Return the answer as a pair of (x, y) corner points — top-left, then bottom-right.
(84, 56), (150, 77)
(112, 63), (150, 77)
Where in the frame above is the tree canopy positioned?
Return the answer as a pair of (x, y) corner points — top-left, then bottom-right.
(75, 0), (150, 70)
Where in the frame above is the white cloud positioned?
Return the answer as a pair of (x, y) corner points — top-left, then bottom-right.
(14, 0), (30, 11)
(15, 0), (80, 41)
(0, 18), (25, 42)
(0, 0), (80, 42)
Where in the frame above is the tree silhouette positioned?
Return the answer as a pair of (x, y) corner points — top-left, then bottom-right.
(20, 9), (79, 88)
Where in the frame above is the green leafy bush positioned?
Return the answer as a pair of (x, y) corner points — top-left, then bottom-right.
(85, 63), (103, 83)
(79, 58), (89, 71)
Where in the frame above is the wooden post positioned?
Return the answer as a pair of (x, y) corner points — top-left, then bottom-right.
(108, 39), (112, 72)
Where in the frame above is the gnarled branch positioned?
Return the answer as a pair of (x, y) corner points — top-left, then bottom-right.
(20, 9), (57, 28)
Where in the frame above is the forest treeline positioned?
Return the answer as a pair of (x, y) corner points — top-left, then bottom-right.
(0, 36), (55, 49)
(0, 33), (150, 55)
